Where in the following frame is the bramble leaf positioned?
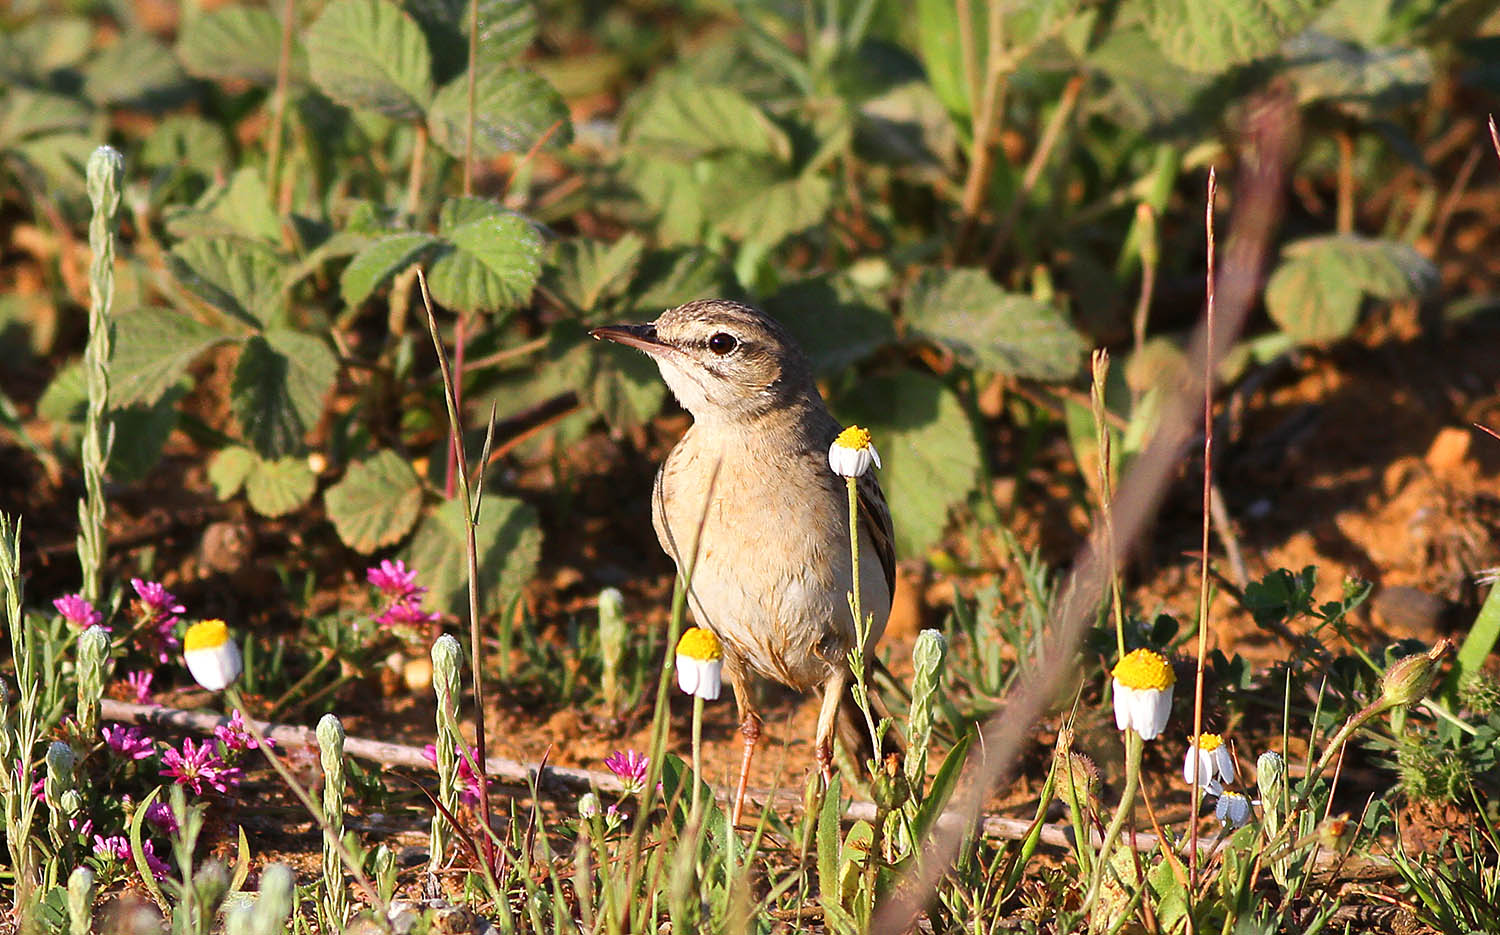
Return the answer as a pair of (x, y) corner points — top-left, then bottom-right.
(428, 65), (571, 159)
(230, 330), (338, 458)
(1264, 235), (1438, 343)
(176, 4), (304, 86)
(244, 454), (318, 517)
(305, 0), (433, 120)
(340, 233), (441, 306)
(111, 307), (231, 408)
(325, 450), (425, 552)
(407, 495), (541, 615)
(904, 268), (1084, 380)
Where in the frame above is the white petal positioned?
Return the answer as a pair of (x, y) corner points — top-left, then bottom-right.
(676, 654), (699, 695)
(1143, 685), (1173, 740)
(1112, 680), (1132, 731)
(1183, 747), (1198, 785)
(185, 643), (241, 691)
(868, 444), (882, 470)
(1214, 746), (1236, 784)
(697, 660), (722, 700)
(1129, 688), (1160, 740)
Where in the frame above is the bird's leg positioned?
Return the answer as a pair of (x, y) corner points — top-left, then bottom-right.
(729, 666), (760, 827)
(814, 667), (850, 786)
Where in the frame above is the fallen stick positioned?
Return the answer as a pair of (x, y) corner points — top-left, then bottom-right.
(99, 699), (1394, 878)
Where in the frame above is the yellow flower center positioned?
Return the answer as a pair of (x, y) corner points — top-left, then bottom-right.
(1195, 732), (1224, 751)
(676, 627), (722, 661)
(1112, 648), (1175, 690)
(834, 426), (873, 451)
(184, 619), (229, 652)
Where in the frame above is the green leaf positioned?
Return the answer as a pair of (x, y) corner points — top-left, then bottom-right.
(904, 268), (1084, 380)
(764, 276), (895, 374)
(545, 235), (645, 314)
(0, 89), (92, 144)
(83, 33), (187, 108)
(911, 733), (972, 842)
(325, 450), (425, 552)
(0, 16), (93, 77)
(428, 65), (571, 159)
(305, 0), (434, 120)
(340, 233), (441, 306)
(1136, 0), (1337, 73)
(1264, 235), (1439, 343)
(630, 248), (737, 312)
(230, 331), (339, 458)
(913, 0), (978, 119)
(715, 172), (835, 247)
(1282, 32), (1431, 115)
(835, 372), (983, 557)
(111, 389), (187, 482)
(553, 319), (665, 430)
(208, 446), (257, 499)
(166, 167), (283, 244)
(624, 78), (790, 162)
(138, 115), (231, 175)
(176, 4), (306, 86)
(403, 0), (536, 82)
(244, 454), (318, 517)
(111, 306), (230, 407)
(427, 212), (543, 314)
(406, 494), (541, 616)
(169, 238), (287, 329)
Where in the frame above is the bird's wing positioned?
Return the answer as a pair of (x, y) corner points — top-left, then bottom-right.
(857, 472), (897, 599)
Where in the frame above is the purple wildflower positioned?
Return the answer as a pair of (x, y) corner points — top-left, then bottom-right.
(93, 835), (131, 861)
(214, 710), (270, 752)
(367, 560), (422, 599)
(102, 724), (155, 760)
(70, 816), (93, 839)
(161, 737), (242, 795)
(375, 596), (441, 628)
(144, 800), (178, 834)
(140, 839), (171, 879)
(604, 750), (650, 795)
(422, 743), (490, 807)
(125, 670), (154, 704)
(130, 579), (184, 663)
(53, 594), (105, 630)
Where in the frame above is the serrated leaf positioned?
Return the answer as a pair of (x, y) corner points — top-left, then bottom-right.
(230, 331), (338, 458)
(435, 194), (501, 232)
(764, 276), (895, 374)
(340, 233), (440, 306)
(427, 212), (543, 314)
(554, 319), (665, 429)
(244, 454), (318, 517)
(169, 238), (287, 329)
(2, 16), (93, 77)
(834, 372), (983, 557)
(545, 235), (644, 314)
(428, 65), (571, 159)
(630, 248), (737, 311)
(1264, 235), (1438, 343)
(325, 450), (424, 552)
(0, 89), (92, 144)
(403, 0), (536, 82)
(111, 389), (187, 482)
(83, 33), (188, 108)
(715, 171), (835, 247)
(168, 167), (282, 244)
(1282, 32), (1431, 114)
(904, 268), (1084, 380)
(112, 307), (231, 407)
(624, 78), (790, 161)
(406, 494), (540, 616)
(1138, 0), (1337, 73)
(176, 4), (306, 86)
(138, 115), (231, 175)
(37, 362), (86, 428)
(208, 446), (257, 499)
(305, 0), (434, 120)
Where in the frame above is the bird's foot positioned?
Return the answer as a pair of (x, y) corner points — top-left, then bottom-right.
(815, 738), (835, 787)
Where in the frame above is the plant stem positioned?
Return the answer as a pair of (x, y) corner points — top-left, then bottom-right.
(691, 694), (705, 826)
(1081, 729), (1143, 917)
(266, 0), (295, 202)
(80, 147), (123, 605)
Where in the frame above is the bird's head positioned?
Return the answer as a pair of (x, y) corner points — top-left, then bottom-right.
(589, 299), (817, 424)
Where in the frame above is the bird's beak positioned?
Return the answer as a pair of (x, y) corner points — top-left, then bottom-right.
(588, 323), (670, 356)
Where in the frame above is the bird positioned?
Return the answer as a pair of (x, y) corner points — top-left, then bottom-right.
(590, 298), (896, 824)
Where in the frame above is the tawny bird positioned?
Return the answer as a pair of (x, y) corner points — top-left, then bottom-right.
(591, 298), (895, 823)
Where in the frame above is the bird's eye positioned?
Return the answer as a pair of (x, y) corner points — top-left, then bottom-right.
(707, 332), (738, 355)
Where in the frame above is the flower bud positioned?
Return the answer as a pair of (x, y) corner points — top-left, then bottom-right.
(1256, 750), (1285, 804)
(1381, 639), (1452, 708)
(1053, 752), (1100, 809)
(578, 792), (601, 820)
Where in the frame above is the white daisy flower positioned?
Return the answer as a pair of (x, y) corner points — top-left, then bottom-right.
(1183, 732), (1236, 796)
(1110, 648), (1175, 741)
(183, 619), (242, 691)
(828, 426), (882, 478)
(675, 627), (723, 700)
